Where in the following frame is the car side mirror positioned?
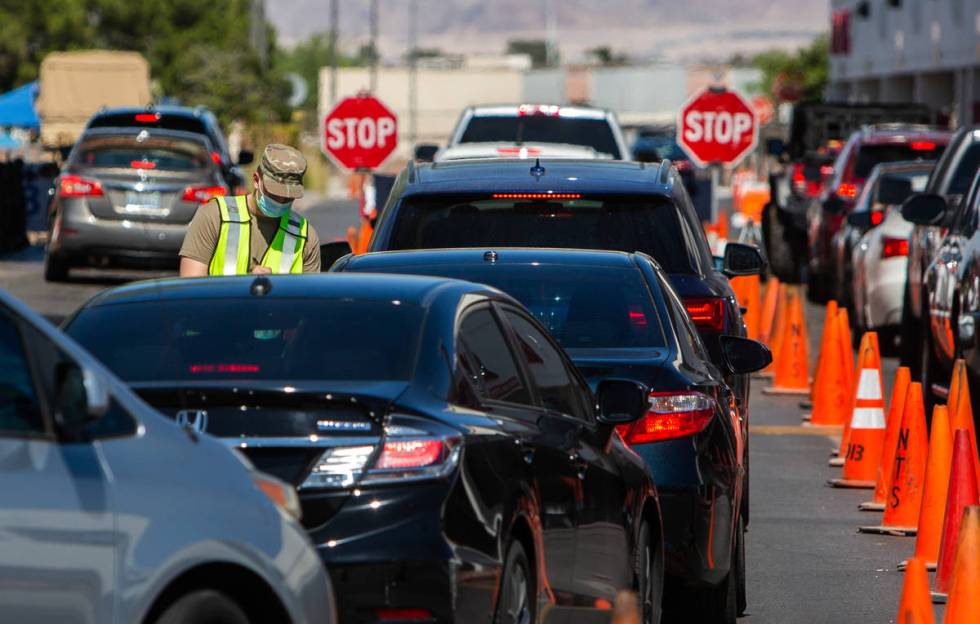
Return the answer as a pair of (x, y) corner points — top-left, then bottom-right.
(720, 336), (772, 375)
(414, 143), (439, 162)
(877, 175), (913, 206)
(722, 242), (765, 278)
(320, 241), (353, 271)
(901, 193), (947, 225)
(847, 211), (873, 229)
(766, 138), (785, 156)
(55, 362), (109, 440)
(596, 379), (649, 425)
(237, 149), (254, 165)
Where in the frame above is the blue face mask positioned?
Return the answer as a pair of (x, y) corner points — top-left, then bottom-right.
(256, 190), (292, 218)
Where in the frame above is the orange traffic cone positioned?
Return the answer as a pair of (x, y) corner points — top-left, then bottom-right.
(758, 277), (781, 346)
(860, 366), (912, 511)
(809, 300), (839, 402)
(763, 285), (810, 395)
(732, 274), (762, 340)
(829, 310), (858, 462)
(354, 218), (373, 254)
(899, 405), (954, 570)
(933, 430), (980, 600)
(896, 557), (936, 624)
(830, 335), (887, 489)
(830, 332), (881, 470)
(810, 306), (852, 427)
(859, 381), (929, 534)
(948, 360), (980, 490)
(942, 505), (980, 621)
(760, 285), (787, 378)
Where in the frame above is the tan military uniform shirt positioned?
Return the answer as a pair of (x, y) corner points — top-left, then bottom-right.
(180, 197), (321, 273)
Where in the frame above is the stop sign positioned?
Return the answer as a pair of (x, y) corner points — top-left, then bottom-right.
(677, 87), (758, 167)
(322, 95), (398, 170)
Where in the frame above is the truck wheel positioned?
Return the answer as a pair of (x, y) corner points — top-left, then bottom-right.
(762, 203), (803, 284)
(153, 590), (250, 624)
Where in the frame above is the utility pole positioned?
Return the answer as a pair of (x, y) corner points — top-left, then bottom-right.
(250, 0), (268, 69)
(408, 0), (418, 143)
(369, 0), (379, 93)
(329, 0), (338, 105)
(544, 0), (558, 67)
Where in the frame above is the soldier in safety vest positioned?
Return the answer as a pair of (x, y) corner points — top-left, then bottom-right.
(179, 144), (321, 277)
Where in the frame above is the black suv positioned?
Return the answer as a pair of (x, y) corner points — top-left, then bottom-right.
(86, 106), (253, 193)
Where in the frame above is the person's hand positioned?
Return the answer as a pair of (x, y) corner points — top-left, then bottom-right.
(251, 265), (272, 274)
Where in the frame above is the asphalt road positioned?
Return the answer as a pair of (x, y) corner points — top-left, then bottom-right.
(0, 208), (946, 622)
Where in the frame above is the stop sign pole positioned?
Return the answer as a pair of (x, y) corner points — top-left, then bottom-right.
(676, 86), (758, 223)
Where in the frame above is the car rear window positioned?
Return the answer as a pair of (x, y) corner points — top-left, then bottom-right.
(354, 263), (667, 349)
(386, 195), (699, 274)
(460, 116), (621, 158)
(89, 113), (208, 136)
(72, 135), (210, 171)
(65, 298), (422, 382)
(854, 142), (946, 178)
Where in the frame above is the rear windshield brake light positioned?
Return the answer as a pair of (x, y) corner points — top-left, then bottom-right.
(134, 113), (160, 123)
(910, 141), (937, 151)
(492, 193), (581, 199)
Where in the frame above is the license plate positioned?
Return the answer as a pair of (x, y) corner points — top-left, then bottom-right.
(120, 191), (166, 215)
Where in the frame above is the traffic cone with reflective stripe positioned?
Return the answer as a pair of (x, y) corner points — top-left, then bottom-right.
(803, 301), (838, 420)
(947, 360), (980, 490)
(758, 277), (781, 347)
(900, 405), (954, 570)
(764, 286), (810, 395)
(829, 335), (887, 489)
(896, 557), (936, 624)
(859, 381), (929, 534)
(860, 366), (912, 511)
(933, 430), (980, 601)
(831, 331), (878, 466)
(941, 505), (980, 621)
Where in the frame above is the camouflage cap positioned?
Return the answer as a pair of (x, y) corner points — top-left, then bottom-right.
(258, 144), (306, 199)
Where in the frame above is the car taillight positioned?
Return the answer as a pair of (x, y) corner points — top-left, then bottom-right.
(59, 174), (104, 198)
(210, 151), (222, 165)
(617, 391), (716, 444)
(376, 440), (443, 469)
(791, 163), (807, 193)
(881, 237), (909, 258)
(684, 297), (725, 331)
(911, 141), (936, 151)
(130, 160), (156, 169)
(375, 608), (434, 622)
(837, 182), (858, 200)
(182, 185), (227, 204)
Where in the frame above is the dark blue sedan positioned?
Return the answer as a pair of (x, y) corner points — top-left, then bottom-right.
(335, 248), (771, 623)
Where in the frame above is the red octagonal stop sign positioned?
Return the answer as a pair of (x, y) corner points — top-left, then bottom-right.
(322, 95), (398, 170)
(677, 87), (758, 168)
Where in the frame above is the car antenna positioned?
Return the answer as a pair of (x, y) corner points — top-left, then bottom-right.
(530, 158), (545, 179)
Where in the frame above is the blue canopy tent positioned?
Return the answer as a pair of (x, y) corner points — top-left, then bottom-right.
(0, 82), (40, 129)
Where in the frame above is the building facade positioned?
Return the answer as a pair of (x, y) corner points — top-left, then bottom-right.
(828, 0), (980, 126)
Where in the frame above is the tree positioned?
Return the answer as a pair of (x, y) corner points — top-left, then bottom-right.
(587, 46), (629, 67)
(751, 34), (829, 103)
(506, 39), (553, 68)
(275, 32), (360, 110)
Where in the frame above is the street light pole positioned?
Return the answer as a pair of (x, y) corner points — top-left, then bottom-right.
(408, 0), (418, 143)
(369, 0), (379, 93)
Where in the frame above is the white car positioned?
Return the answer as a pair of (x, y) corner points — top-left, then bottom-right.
(851, 161), (934, 346)
(416, 103), (630, 161)
(435, 141), (606, 162)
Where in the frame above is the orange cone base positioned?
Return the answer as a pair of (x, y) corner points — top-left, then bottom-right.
(762, 385), (811, 396)
(897, 559), (936, 571)
(931, 591), (946, 604)
(828, 478), (876, 489)
(857, 524), (917, 536)
(858, 501), (885, 512)
(829, 456), (845, 467)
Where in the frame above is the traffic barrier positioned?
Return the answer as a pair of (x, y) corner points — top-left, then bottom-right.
(900, 405), (954, 570)
(941, 505), (980, 622)
(860, 366), (912, 511)
(933, 430), (980, 601)
(731, 274), (761, 340)
(947, 360), (980, 490)
(829, 334), (887, 489)
(763, 285), (810, 395)
(831, 332), (879, 467)
(895, 558), (935, 624)
(858, 381), (928, 534)
(758, 277), (781, 346)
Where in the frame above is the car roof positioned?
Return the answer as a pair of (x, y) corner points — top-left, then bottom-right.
(78, 274), (501, 309)
(467, 104), (611, 119)
(91, 105), (213, 121)
(345, 247), (644, 272)
(404, 158), (674, 196)
(78, 126), (212, 145)
(437, 142), (602, 162)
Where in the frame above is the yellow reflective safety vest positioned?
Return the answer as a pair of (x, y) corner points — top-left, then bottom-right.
(208, 195), (308, 275)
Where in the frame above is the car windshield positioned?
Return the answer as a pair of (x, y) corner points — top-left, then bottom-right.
(73, 135), (210, 171)
(386, 195), (699, 274)
(855, 142), (946, 178)
(460, 115), (621, 158)
(364, 263), (666, 349)
(65, 298), (423, 382)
